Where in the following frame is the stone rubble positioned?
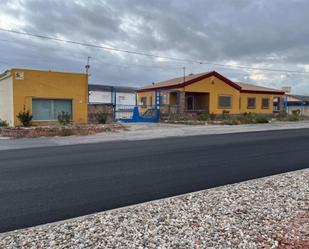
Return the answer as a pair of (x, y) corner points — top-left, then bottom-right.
(0, 169), (308, 249)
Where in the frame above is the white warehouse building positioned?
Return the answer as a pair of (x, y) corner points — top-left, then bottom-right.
(88, 84), (137, 121)
(89, 84), (136, 106)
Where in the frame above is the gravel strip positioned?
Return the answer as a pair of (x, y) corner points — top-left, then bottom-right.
(1, 169), (308, 249)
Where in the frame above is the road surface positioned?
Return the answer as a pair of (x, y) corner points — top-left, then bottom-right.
(0, 129), (309, 233)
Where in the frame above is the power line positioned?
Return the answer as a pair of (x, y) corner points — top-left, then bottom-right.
(92, 58), (183, 70)
(198, 62), (309, 74)
(0, 28), (197, 63)
(0, 27), (309, 75)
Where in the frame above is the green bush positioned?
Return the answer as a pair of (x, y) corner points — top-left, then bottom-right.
(96, 112), (108, 124)
(210, 113), (216, 121)
(255, 116), (269, 124)
(223, 118), (239, 125)
(61, 129), (74, 136)
(278, 111), (288, 118)
(288, 115), (299, 121)
(288, 109), (301, 121)
(197, 113), (210, 121)
(238, 112), (255, 124)
(58, 111), (71, 125)
(221, 110), (230, 120)
(0, 119), (8, 127)
(17, 109), (32, 127)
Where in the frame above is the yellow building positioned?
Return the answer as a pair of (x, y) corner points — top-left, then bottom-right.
(0, 68), (88, 126)
(137, 71), (285, 115)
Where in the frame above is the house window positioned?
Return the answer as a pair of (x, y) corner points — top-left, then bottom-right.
(140, 97), (147, 107)
(32, 99), (72, 121)
(247, 97), (256, 109)
(160, 93), (167, 103)
(262, 98), (270, 109)
(218, 95), (232, 108)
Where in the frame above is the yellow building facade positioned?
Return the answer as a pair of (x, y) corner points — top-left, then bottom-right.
(137, 71), (285, 115)
(0, 68), (88, 126)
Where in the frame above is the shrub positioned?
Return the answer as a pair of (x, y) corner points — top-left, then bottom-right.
(0, 119), (8, 127)
(61, 129), (74, 136)
(197, 113), (210, 121)
(17, 108), (32, 127)
(238, 112), (255, 124)
(278, 111), (288, 118)
(58, 111), (71, 125)
(96, 112), (108, 124)
(223, 118), (239, 125)
(221, 110), (230, 120)
(255, 116), (269, 124)
(210, 112), (216, 121)
(288, 109), (301, 121)
(275, 111), (288, 121)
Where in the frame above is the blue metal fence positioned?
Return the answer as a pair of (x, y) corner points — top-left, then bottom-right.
(119, 106), (159, 123)
(114, 90), (161, 123)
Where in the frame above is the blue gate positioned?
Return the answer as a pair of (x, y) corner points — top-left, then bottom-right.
(115, 91), (161, 123)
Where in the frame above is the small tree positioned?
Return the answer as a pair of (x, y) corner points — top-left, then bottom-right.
(57, 111), (71, 125)
(96, 112), (108, 124)
(0, 119), (8, 127)
(17, 108), (32, 127)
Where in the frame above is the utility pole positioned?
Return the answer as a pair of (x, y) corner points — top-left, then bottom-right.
(183, 66), (186, 83)
(85, 56), (91, 74)
(85, 56), (91, 105)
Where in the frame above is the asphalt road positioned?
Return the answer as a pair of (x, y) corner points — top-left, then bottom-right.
(1, 129), (309, 233)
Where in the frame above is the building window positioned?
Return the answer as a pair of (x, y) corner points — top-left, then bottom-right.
(160, 93), (167, 103)
(247, 97), (256, 109)
(140, 97), (147, 107)
(32, 99), (72, 121)
(262, 98), (270, 109)
(218, 95), (232, 108)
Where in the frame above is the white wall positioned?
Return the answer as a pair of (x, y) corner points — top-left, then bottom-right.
(116, 92), (136, 106)
(89, 90), (112, 104)
(0, 76), (14, 126)
(89, 90), (136, 106)
(288, 106), (309, 116)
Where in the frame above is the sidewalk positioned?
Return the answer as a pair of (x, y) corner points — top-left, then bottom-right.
(0, 121), (309, 151)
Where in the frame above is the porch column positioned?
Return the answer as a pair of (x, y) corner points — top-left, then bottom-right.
(179, 92), (185, 114)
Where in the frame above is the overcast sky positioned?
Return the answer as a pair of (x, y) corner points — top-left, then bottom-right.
(0, 0), (309, 93)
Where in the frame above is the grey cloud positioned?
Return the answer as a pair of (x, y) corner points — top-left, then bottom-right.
(0, 0), (309, 93)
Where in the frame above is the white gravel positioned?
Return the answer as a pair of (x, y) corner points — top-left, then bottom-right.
(1, 169), (308, 248)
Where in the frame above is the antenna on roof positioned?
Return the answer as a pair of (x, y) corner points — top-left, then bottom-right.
(85, 56), (91, 74)
(183, 66), (186, 83)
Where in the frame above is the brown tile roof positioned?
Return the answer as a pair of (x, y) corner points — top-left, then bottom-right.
(140, 72), (209, 90)
(138, 71), (284, 95)
(236, 82), (284, 94)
